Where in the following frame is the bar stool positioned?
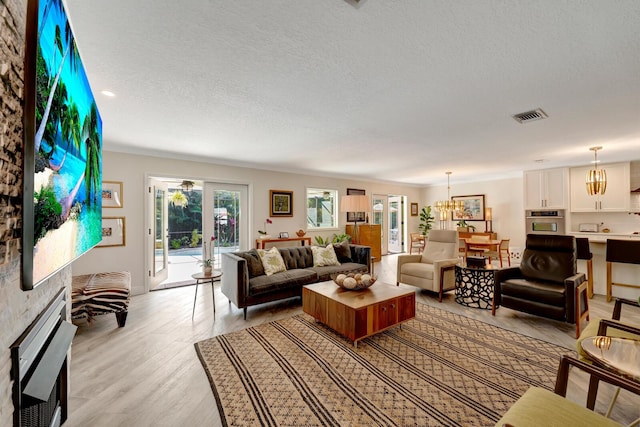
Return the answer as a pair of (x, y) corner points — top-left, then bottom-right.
(576, 238), (594, 298)
(606, 239), (640, 302)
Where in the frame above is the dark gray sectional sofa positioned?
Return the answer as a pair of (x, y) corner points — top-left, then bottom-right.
(221, 244), (371, 319)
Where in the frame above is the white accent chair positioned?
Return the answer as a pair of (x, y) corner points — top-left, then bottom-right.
(396, 230), (459, 302)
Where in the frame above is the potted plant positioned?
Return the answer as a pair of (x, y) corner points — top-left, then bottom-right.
(456, 219), (476, 232)
(418, 206), (435, 236)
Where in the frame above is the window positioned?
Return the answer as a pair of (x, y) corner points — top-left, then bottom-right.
(306, 188), (338, 230)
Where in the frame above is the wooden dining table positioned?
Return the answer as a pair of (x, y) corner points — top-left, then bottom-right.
(464, 239), (501, 261)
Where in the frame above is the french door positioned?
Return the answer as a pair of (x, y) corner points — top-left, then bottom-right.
(202, 182), (249, 263)
(147, 178), (169, 289)
(388, 196), (403, 253)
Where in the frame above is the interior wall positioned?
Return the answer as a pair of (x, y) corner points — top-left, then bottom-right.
(0, 0), (71, 424)
(71, 151), (423, 295)
(421, 176), (527, 252)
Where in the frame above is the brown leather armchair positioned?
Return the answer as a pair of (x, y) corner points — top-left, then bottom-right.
(492, 234), (588, 335)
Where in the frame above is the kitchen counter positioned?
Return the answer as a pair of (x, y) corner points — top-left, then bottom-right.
(568, 231), (640, 243)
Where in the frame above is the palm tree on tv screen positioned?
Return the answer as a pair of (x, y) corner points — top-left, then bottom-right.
(35, 15), (80, 155)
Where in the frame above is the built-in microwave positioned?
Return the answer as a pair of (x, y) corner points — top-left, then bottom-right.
(525, 210), (566, 235)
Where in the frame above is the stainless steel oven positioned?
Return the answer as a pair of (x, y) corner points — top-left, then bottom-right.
(525, 210), (566, 235)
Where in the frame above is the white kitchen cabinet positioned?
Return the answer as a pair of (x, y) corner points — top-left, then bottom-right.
(570, 162), (630, 212)
(523, 168), (568, 210)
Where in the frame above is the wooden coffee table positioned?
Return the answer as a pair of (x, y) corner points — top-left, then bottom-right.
(302, 281), (416, 347)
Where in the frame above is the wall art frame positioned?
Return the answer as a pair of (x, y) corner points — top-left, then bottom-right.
(270, 190), (293, 217)
(451, 194), (486, 221)
(102, 181), (123, 208)
(410, 202), (419, 216)
(97, 217), (126, 247)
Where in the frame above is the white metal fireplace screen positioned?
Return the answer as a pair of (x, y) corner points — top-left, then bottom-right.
(10, 289), (76, 427)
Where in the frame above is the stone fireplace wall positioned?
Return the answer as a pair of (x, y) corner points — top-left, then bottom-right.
(0, 0), (70, 425)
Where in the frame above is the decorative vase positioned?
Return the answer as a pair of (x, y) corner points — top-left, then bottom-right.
(203, 265), (213, 275)
(259, 234), (272, 240)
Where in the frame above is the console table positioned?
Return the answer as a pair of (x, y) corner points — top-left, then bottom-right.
(255, 236), (312, 249)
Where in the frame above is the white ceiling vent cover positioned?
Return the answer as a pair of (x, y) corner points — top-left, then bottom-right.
(512, 108), (548, 124)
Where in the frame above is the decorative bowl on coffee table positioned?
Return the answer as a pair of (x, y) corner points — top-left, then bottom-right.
(331, 272), (376, 290)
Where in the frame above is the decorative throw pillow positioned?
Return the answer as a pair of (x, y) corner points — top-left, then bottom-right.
(237, 249), (265, 278)
(311, 244), (341, 267)
(257, 247), (287, 276)
(333, 240), (352, 263)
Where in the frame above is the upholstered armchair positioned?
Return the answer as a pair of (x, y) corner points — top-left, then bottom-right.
(493, 234), (588, 337)
(397, 230), (459, 301)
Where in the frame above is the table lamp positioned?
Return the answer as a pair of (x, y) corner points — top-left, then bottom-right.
(341, 195), (370, 244)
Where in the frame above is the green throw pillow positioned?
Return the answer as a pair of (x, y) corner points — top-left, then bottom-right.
(257, 247), (287, 276)
(311, 244), (341, 267)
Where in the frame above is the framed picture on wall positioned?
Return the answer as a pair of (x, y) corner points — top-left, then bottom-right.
(102, 181), (123, 208)
(410, 203), (419, 216)
(451, 194), (485, 221)
(346, 188), (366, 222)
(270, 190), (293, 217)
(97, 217), (126, 247)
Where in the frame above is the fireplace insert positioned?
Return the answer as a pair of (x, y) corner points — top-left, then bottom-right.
(10, 289), (76, 427)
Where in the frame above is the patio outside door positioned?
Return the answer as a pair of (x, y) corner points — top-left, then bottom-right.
(388, 196), (403, 253)
(372, 195), (387, 255)
(147, 178), (169, 288)
(202, 182), (249, 264)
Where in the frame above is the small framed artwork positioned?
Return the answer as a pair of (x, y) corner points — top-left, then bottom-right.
(102, 181), (123, 208)
(346, 188), (366, 222)
(279, 232), (289, 238)
(97, 217), (126, 247)
(451, 194), (486, 221)
(270, 190), (293, 217)
(410, 203), (419, 216)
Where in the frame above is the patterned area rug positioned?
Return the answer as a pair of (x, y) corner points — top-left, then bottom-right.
(195, 303), (572, 426)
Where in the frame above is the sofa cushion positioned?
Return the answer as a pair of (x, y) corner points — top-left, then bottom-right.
(311, 244), (341, 267)
(236, 248), (265, 278)
(333, 241), (352, 263)
(279, 246), (314, 270)
(248, 269), (318, 296)
(258, 247), (287, 276)
(310, 262), (368, 281)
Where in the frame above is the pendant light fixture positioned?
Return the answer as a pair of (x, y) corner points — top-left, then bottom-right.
(180, 180), (194, 192)
(586, 147), (607, 196)
(434, 172), (464, 220)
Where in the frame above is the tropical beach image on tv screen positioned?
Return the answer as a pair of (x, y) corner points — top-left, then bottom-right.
(32, 0), (102, 285)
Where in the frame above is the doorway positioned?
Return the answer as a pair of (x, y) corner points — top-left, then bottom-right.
(372, 194), (406, 254)
(146, 177), (249, 291)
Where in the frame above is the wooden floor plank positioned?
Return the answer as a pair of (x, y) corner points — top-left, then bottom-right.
(66, 254), (640, 426)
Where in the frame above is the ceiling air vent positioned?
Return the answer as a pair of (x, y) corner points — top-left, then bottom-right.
(512, 108), (548, 124)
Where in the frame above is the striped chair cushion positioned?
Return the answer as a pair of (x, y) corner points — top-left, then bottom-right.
(72, 271), (131, 321)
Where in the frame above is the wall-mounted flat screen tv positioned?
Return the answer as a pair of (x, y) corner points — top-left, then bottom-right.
(22, 0), (102, 290)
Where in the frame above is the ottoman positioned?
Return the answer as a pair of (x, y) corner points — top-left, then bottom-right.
(72, 271), (131, 327)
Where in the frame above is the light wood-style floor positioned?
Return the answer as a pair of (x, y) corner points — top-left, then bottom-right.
(66, 254), (640, 427)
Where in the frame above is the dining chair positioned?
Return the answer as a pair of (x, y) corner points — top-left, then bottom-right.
(486, 238), (510, 267)
(467, 235), (490, 257)
(409, 233), (425, 254)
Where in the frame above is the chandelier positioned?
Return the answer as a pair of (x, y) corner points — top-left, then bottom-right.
(434, 172), (464, 219)
(586, 146), (607, 196)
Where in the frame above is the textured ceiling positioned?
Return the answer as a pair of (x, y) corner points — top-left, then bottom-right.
(64, 0), (640, 186)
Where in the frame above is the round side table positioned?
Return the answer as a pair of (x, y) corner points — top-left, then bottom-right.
(192, 270), (222, 320)
(454, 264), (499, 309)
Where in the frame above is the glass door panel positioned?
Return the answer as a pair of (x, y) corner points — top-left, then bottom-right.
(388, 196), (402, 253)
(204, 183), (248, 268)
(147, 178), (168, 289)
